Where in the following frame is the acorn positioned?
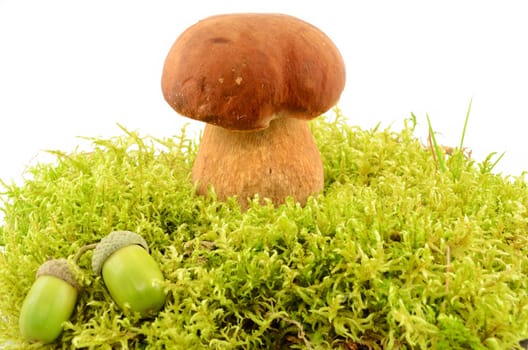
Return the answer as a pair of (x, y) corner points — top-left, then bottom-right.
(92, 231), (166, 317)
(19, 259), (80, 344)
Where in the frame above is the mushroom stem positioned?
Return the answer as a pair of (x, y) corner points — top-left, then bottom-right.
(191, 117), (324, 208)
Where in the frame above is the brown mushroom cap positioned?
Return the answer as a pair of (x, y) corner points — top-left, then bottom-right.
(161, 13), (346, 131)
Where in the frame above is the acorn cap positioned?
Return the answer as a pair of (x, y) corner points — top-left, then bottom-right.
(91, 231), (149, 276)
(36, 258), (81, 291)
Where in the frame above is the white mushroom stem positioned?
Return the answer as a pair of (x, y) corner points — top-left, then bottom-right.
(191, 117), (324, 208)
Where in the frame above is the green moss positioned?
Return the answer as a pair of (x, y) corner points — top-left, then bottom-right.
(1, 111), (528, 349)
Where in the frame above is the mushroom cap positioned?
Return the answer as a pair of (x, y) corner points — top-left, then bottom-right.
(161, 13), (346, 131)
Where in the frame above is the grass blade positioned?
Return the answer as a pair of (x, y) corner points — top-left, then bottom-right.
(459, 98), (472, 150)
(426, 113), (446, 172)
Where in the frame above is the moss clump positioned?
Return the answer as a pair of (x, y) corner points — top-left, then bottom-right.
(1, 111), (528, 349)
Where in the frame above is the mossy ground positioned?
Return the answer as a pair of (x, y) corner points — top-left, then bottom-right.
(1, 111), (528, 349)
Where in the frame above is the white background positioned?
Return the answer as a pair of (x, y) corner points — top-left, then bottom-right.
(1, 0), (528, 188)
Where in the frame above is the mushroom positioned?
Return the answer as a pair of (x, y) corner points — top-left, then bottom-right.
(161, 13), (346, 208)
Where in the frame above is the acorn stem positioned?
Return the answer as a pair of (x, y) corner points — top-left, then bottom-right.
(73, 243), (98, 264)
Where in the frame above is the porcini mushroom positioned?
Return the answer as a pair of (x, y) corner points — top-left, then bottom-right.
(161, 13), (346, 208)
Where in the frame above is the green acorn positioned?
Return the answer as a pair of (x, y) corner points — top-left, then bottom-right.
(19, 259), (80, 344)
(92, 230), (166, 317)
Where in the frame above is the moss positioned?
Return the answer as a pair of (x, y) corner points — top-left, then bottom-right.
(1, 111), (528, 349)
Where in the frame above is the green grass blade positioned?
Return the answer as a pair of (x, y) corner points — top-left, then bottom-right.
(426, 113), (446, 172)
(459, 98), (473, 150)
(479, 151), (506, 174)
